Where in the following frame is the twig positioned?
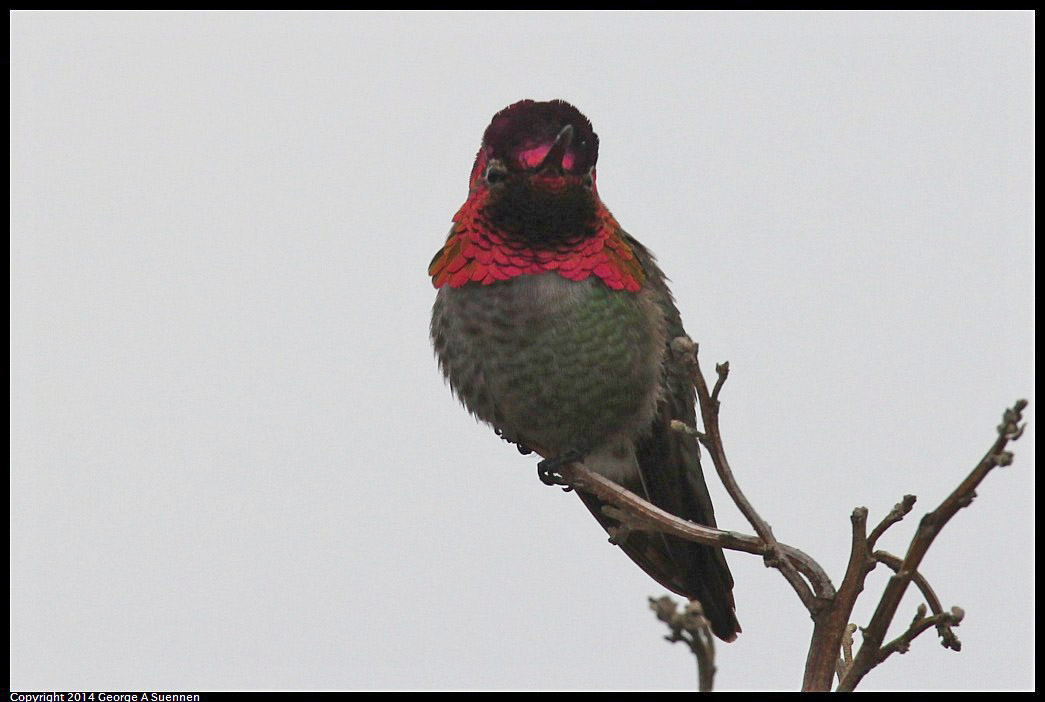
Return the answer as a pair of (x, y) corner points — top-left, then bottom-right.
(670, 336), (831, 611)
(867, 495), (917, 551)
(650, 596), (717, 692)
(875, 604), (965, 667)
(711, 361), (729, 405)
(874, 551), (961, 652)
(670, 419), (707, 442)
(835, 623), (858, 684)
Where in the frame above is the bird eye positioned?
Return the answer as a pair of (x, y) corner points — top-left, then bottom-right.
(484, 161), (508, 185)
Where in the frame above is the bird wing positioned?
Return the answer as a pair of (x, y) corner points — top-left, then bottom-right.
(574, 233), (741, 642)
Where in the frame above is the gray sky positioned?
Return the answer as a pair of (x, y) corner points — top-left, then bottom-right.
(10, 11), (1034, 691)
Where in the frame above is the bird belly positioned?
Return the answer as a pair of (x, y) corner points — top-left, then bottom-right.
(431, 273), (666, 469)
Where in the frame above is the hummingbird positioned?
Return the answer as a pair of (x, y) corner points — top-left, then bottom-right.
(429, 99), (740, 641)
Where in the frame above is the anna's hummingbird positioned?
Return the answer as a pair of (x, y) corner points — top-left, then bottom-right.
(429, 99), (740, 641)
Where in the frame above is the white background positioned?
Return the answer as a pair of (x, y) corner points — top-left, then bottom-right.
(10, 11), (1034, 691)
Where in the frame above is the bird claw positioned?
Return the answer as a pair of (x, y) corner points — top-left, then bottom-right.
(496, 428), (533, 455)
(537, 449), (585, 492)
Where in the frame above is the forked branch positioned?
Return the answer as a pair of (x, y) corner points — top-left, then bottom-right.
(649, 596), (718, 692)
(834, 398), (1028, 691)
(670, 336), (831, 612)
(553, 336), (1027, 691)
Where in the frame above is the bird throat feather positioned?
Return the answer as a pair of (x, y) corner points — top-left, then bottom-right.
(429, 186), (645, 292)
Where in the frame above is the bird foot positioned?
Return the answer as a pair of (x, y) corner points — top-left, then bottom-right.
(537, 449), (585, 492)
(496, 428), (533, 455)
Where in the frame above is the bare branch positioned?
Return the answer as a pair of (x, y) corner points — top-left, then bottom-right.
(802, 506), (876, 690)
(874, 551), (961, 652)
(560, 462), (830, 589)
(565, 342), (1027, 691)
(835, 623), (858, 684)
(837, 399), (1029, 692)
(669, 336), (832, 610)
(867, 495), (917, 551)
(650, 596), (717, 692)
(875, 604), (965, 667)
(711, 361), (729, 405)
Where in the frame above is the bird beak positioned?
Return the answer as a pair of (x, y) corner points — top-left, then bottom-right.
(536, 124), (574, 174)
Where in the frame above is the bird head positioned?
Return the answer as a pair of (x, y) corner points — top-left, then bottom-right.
(466, 100), (602, 248)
